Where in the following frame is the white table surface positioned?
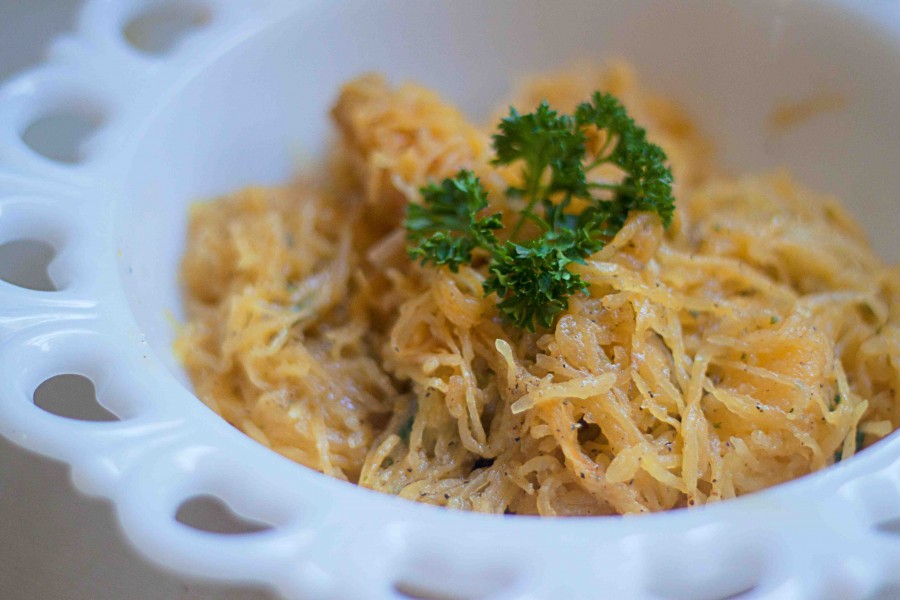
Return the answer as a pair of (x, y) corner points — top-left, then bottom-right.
(0, 2), (274, 598)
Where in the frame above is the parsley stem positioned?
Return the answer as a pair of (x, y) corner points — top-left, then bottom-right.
(509, 174), (544, 241)
(587, 182), (638, 198)
(521, 210), (548, 230)
(509, 206), (532, 240)
(587, 138), (616, 171)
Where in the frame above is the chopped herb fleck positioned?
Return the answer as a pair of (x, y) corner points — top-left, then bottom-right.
(398, 412), (415, 445)
(834, 429), (867, 463)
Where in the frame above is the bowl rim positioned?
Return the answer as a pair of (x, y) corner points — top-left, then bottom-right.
(1, 1), (900, 598)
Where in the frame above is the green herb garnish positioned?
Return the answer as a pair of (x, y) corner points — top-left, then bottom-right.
(834, 429), (866, 463)
(397, 413), (415, 445)
(406, 171), (503, 272)
(405, 92), (674, 331)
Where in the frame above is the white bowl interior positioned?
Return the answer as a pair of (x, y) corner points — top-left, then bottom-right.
(116, 0), (900, 389)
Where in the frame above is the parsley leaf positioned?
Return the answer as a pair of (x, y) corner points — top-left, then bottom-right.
(406, 171), (502, 272)
(405, 91), (674, 331)
(485, 235), (590, 330)
(493, 103), (587, 235)
(576, 91), (675, 227)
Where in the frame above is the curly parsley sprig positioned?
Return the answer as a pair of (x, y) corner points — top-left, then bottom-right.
(405, 92), (674, 331)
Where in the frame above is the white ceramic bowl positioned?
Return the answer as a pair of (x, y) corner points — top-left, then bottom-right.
(2, 1), (900, 598)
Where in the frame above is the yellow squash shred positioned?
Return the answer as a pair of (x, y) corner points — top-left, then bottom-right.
(175, 64), (900, 515)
